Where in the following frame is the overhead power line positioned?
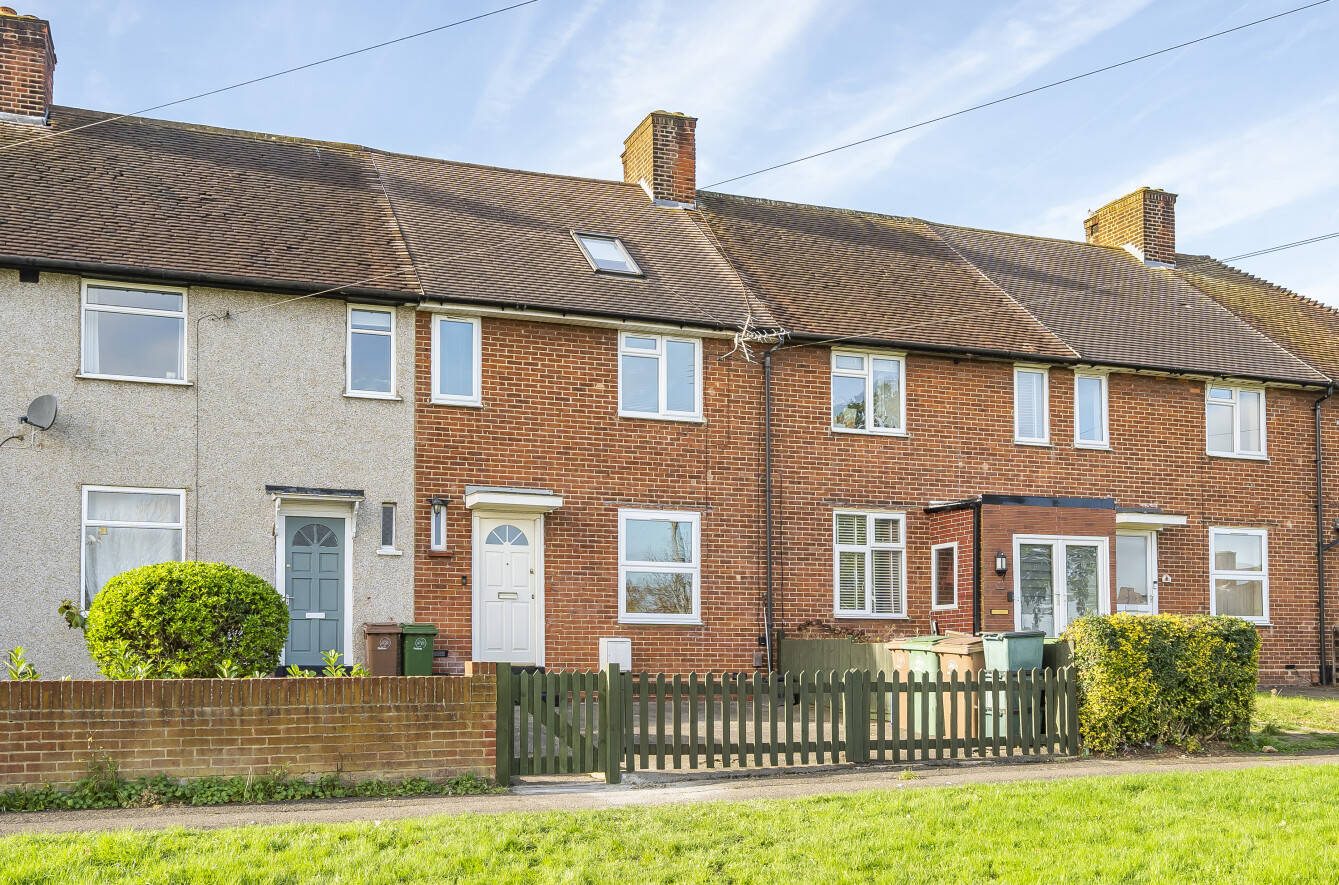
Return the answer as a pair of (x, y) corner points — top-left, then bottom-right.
(0, 0), (543, 153)
(703, 0), (1332, 189)
(1224, 231), (1339, 261)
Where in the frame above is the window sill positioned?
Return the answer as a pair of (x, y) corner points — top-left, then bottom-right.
(430, 397), (483, 408)
(931, 605), (958, 612)
(76, 373), (192, 386)
(832, 427), (909, 438)
(618, 618), (704, 627)
(1014, 439), (1052, 448)
(833, 613), (910, 620)
(1074, 442), (1110, 451)
(345, 391), (402, 402)
(618, 412), (706, 424)
(375, 548), (404, 557)
(1206, 451), (1269, 462)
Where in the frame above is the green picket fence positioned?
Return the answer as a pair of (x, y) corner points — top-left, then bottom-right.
(496, 666), (1080, 786)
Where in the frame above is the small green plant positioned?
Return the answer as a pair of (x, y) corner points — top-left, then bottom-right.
(350, 662), (371, 678)
(6, 647), (40, 680)
(215, 659), (244, 679)
(285, 664), (315, 678)
(321, 649), (347, 677)
(57, 599), (86, 631)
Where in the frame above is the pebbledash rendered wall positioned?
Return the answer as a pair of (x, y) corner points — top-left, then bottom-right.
(414, 310), (1337, 683)
(0, 668), (495, 787)
(0, 269), (416, 677)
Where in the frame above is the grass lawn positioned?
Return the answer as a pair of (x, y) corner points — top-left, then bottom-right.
(3, 765), (1339, 884)
(1243, 690), (1339, 753)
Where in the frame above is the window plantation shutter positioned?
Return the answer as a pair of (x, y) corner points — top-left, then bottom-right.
(836, 514), (866, 546)
(871, 550), (901, 614)
(1017, 371), (1041, 438)
(839, 551), (866, 611)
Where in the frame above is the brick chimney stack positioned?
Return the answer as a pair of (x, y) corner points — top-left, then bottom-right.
(622, 111), (697, 206)
(1084, 187), (1178, 267)
(0, 7), (55, 123)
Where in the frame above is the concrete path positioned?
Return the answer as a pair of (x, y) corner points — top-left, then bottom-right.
(2, 752), (1336, 837)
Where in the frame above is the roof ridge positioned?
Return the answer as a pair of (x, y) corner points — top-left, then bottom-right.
(369, 147), (646, 192)
(698, 189), (919, 223)
(1178, 254), (1339, 319)
(46, 105), (369, 153)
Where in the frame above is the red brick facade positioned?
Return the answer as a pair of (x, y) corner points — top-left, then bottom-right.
(0, 668), (496, 787)
(0, 10), (54, 119)
(413, 314), (1339, 684)
(621, 111), (697, 204)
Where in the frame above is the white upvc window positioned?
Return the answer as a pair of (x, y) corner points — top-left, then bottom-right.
(377, 502), (401, 555)
(429, 502), (447, 551)
(1074, 372), (1109, 449)
(831, 350), (907, 435)
(618, 509), (701, 624)
(1014, 365), (1049, 445)
(618, 333), (702, 420)
(1206, 384), (1266, 458)
(347, 305), (396, 398)
(81, 486), (186, 606)
(431, 315), (482, 406)
(80, 280), (188, 384)
(1210, 528), (1269, 624)
(833, 511), (906, 618)
(931, 542), (958, 610)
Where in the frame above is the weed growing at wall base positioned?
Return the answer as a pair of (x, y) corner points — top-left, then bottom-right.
(0, 761), (499, 814)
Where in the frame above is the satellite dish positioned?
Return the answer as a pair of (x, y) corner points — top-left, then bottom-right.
(22, 395), (56, 431)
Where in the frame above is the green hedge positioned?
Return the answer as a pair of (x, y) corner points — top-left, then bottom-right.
(1065, 614), (1259, 753)
(86, 562), (287, 678)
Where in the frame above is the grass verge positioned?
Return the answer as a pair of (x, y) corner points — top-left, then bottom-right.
(2, 765), (1339, 884)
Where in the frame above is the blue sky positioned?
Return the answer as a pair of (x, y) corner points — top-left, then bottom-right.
(25, 0), (1339, 304)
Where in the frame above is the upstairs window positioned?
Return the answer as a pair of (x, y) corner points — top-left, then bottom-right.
(833, 511), (906, 618)
(1074, 372), (1109, 449)
(618, 509), (700, 624)
(574, 232), (642, 275)
(347, 306), (395, 397)
(1210, 528), (1268, 623)
(1206, 385), (1265, 458)
(81, 281), (187, 383)
(619, 333), (701, 420)
(831, 351), (906, 434)
(431, 315), (482, 406)
(1014, 366), (1049, 445)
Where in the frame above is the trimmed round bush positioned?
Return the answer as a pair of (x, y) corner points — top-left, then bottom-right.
(86, 562), (288, 678)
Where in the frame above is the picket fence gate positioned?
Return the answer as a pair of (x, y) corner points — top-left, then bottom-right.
(495, 665), (1080, 786)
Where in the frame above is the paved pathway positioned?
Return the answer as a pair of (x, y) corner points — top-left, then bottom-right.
(2, 752), (1335, 836)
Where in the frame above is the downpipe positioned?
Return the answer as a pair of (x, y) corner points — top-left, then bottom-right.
(1317, 384), (1336, 685)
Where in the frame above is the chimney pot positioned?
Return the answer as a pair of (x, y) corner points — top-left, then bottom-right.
(0, 9), (56, 123)
(622, 111), (697, 206)
(1084, 187), (1177, 267)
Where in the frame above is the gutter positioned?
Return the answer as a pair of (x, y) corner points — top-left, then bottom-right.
(1316, 384), (1337, 685)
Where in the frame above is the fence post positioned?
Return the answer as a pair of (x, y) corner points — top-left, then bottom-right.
(843, 670), (868, 764)
(1064, 666), (1080, 756)
(496, 662), (513, 788)
(603, 663), (623, 784)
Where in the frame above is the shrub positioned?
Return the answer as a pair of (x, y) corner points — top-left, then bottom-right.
(86, 562), (287, 678)
(1066, 613), (1259, 753)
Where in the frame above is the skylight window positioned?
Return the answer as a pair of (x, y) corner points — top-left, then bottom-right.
(573, 232), (642, 275)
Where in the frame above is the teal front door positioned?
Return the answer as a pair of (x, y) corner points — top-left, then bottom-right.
(284, 517), (345, 667)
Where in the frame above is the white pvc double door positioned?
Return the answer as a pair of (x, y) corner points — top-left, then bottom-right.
(476, 516), (540, 665)
(1015, 537), (1109, 636)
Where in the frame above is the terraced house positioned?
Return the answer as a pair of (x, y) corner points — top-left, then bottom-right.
(1, 10), (1335, 684)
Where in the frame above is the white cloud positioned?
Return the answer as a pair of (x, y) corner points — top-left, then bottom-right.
(1029, 94), (1339, 241)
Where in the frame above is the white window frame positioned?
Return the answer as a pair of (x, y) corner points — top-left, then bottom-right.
(617, 332), (703, 421)
(572, 231), (643, 276)
(833, 510), (908, 619)
(429, 503), (447, 551)
(1209, 527), (1270, 624)
(1073, 371), (1109, 450)
(931, 542), (958, 611)
(377, 502), (402, 556)
(79, 279), (190, 385)
(430, 314), (483, 406)
(1013, 365), (1050, 445)
(1115, 529), (1158, 615)
(617, 508), (702, 625)
(830, 349), (908, 436)
(80, 485), (187, 608)
(1205, 384), (1267, 459)
(345, 304), (397, 399)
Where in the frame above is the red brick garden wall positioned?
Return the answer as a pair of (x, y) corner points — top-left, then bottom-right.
(0, 667), (496, 788)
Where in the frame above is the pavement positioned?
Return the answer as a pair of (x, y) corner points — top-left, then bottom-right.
(3, 751), (1337, 836)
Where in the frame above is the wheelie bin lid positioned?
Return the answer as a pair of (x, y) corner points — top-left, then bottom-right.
(897, 635), (944, 650)
(935, 635), (984, 653)
(980, 630), (1046, 640)
(399, 623), (439, 635)
(363, 622), (402, 634)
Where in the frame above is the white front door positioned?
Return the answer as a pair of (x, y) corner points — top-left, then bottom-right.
(1014, 536), (1109, 636)
(474, 516), (541, 665)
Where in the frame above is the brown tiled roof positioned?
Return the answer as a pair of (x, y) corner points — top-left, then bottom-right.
(1174, 256), (1339, 383)
(930, 223), (1327, 383)
(0, 106), (419, 295)
(693, 192), (1074, 358)
(372, 152), (760, 329)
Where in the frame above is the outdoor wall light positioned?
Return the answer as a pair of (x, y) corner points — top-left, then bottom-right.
(995, 551), (1009, 576)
